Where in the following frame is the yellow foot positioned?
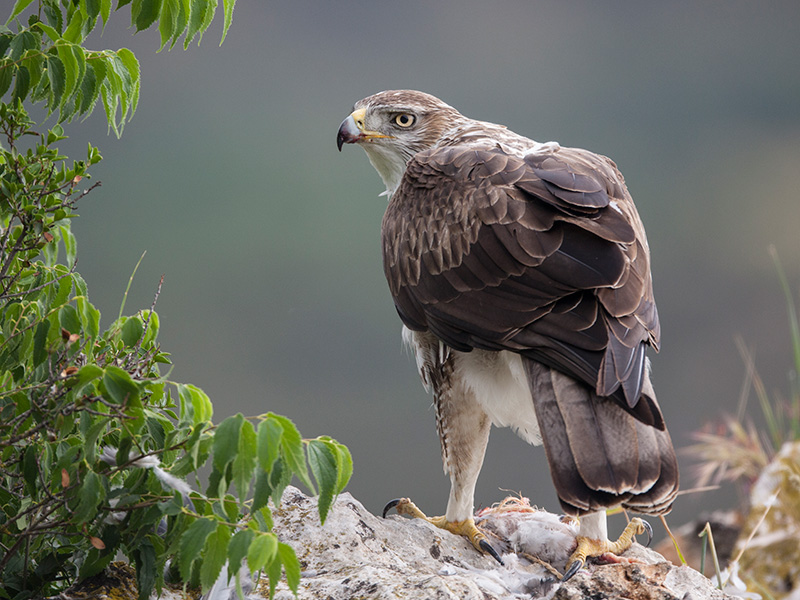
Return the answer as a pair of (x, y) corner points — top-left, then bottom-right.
(563, 517), (653, 581)
(383, 498), (504, 565)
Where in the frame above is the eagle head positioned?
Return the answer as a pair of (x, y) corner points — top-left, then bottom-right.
(337, 90), (463, 195)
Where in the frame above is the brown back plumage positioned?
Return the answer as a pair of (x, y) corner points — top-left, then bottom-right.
(360, 90), (679, 516)
(383, 144), (661, 424)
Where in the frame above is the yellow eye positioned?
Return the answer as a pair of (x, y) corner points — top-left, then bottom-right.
(394, 113), (415, 128)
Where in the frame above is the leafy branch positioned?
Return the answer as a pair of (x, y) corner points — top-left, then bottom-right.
(1, 0), (236, 135)
(1, 1), (353, 597)
(0, 107), (352, 595)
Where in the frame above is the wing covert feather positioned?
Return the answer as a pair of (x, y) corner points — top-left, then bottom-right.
(382, 144), (660, 419)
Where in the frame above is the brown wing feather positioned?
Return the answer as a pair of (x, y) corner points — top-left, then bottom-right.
(382, 144), (661, 425)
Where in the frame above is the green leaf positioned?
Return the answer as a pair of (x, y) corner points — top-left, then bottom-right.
(278, 542), (300, 594)
(199, 0), (216, 40)
(178, 516), (216, 581)
(267, 456), (292, 507)
(255, 505), (273, 532)
(228, 528), (255, 598)
(257, 417), (282, 471)
(100, 0), (112, 29)
(270, 414), (313, 492)
(32, 319), (50, 366)
(213, 413), (243, 472)
(6, 0), (36, 25)
(23, 445), (38, 496)
(251, 468), (270, 512)
(53, 271), (73, 308)
(83, 416), (108, 464)
(0, 34), (12, 56)
(134, 539), (156, 600)
(227, 528), (254, 575)
(0, 60), (13, 98)
(62, 10), (85, 43)
(171, 0), (189, 48)
(116, 48), (139, 114)
(56, 44), (79, 105)
(74, 470), (104, 523)
(132, 0), (162, 32)
(32, 21), (60, 42)
(12, 65), (30, 103)
(77, 297), (100, 342)
(178, 383), (213, 425)
(61, 224), (78, 267)
(145, 416), (166, 448)
(232, 419), (256, 500)
(121, 315), (144, 346)
(81, 56), (105, 118)
(102, 365), (140, 404)
(185, 0), (210, 48)
(74, 363), (103, 391)
(116, 435), (133, 466)
(42, 3), (63, 32)
(307, 439), (337, 524)
(246, 532), (277, 573)
(68, 45), (87, 118)
(79, 538), (116, 580)
(84, 0), (102, 21)
(46, 54), (66, 110)
(9, 32), (38, 62)
(206, 464), (227, 499)
(158, 0), (179, 50)
(201, 523), (231, 592)
(333, 441), (353, 494)
(221, 0), (235, 44)
(140, 310), (159, 345)
(266, 548), (282, 599)
(59, 303), (81, 333)
(100, 60), (121, 135)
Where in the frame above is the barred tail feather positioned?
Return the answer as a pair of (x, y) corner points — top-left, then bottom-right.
(526, 359), (678, 516)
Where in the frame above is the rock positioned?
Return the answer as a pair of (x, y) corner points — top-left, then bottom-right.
(258, 486), (734, 600)
(46, 561), (190, 600)
(54, 487), (735, 600)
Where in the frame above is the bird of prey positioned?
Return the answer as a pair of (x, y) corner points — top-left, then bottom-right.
(337, 90), (678, 579)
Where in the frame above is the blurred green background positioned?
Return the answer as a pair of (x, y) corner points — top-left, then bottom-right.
(51, 1), (799, 532)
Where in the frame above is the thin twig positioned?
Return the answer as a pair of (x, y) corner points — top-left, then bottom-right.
(118, 251), (147, 320)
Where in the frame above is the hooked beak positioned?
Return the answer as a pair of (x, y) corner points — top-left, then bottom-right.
(337, 107), (393, 151)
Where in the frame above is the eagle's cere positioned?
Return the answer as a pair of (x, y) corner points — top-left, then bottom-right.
(337, 90), (678, 579)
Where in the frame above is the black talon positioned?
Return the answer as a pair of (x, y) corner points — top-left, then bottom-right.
(479, 538), (504, 565)
(642, 519), (653, 548)
(562, 559), (583, 581)
(382, 498), (402, 518)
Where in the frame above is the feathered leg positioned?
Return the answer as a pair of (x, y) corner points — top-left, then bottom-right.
(384, 330), (500, 563)
(563, 511), (652, 580)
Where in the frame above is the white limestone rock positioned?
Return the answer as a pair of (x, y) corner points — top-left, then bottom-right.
(258, 487), (735, 600)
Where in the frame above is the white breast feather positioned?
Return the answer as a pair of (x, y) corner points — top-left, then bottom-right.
(453, 349), (542, 446)
(402, 328), (540, 446)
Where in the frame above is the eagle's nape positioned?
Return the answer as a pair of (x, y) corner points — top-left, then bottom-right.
(337, 90), (679, 581)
